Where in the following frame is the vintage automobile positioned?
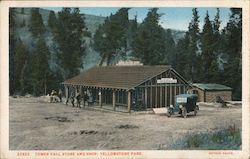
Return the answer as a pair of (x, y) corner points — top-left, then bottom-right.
(167, 94), (199, 118)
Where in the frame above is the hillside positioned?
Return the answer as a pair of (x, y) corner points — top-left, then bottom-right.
(84, 14), (106, 34)
(13, 8), (104, 71)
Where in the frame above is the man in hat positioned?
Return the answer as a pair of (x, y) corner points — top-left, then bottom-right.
(76, 91), (81, 108)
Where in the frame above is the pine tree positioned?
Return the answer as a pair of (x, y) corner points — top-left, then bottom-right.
(48, 10), (58, 32)
(93, 18), (110, 66)
(13, 39), (29, 94)
(9, 8), (17, 95)
(164, 29), (176, 67)
(21, 8), (25, 14)
(9, 8), (16, 37)
(55, 8), (86, 79)
(187, 8), (200, 82)
(19, 61), (27, 94)
(93, 8), (130, 65)
(127, 15), (138, 50)
(133, 8), (166, 65)
(20, 19), (26, 27)
(31, 38), (52, 95)
(107, 8), (130, 64)
(29, 8), (45, 37)
(212, 8), (221, 63)
(175, 33), (190, 79)
(222, 8), (242, 100)
(213, 8), (221, 36)
(200, 11), (219, 82)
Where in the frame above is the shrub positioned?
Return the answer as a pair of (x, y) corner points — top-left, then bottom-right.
(169, 124), (241, 150)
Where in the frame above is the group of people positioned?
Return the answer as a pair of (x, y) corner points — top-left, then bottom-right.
(50, 89), (93, 108)
(66, 91), (90, 108)
(50, 89), (62, 103)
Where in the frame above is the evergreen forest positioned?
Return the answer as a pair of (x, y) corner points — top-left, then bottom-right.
(9, 7), (242, 100)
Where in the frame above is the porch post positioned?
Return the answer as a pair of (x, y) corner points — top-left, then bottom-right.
(99, 90), (102, 107)
(145, 88), (147, 109)
(80, 86), (83, 95)
(160, 86), (162, 107)
(113, 90), (116, 111)
(127, 91), (131, 113)
(170, 85), (172, 105)
(64, 85), (68, 101)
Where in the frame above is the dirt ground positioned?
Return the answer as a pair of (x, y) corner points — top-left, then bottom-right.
(9, 96), (242, 150)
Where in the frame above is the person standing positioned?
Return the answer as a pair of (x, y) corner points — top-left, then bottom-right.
(76, 91), (81, 108)
(50, 90), (54, 103)
(83, 91), (89, 107)
(66, 96), (69, 105)
(70, 92), (75, 107)
(50, 90), (57, 103)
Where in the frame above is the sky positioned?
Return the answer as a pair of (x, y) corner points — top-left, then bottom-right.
(44, 7), (231, 31)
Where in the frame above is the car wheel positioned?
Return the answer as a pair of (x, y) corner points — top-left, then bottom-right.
(182, 107), (187, 118)
(166, 111), (171, 117)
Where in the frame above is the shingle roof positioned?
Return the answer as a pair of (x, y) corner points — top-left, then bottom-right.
(193, 83), (232, 91)
(62, 65), (171, 90)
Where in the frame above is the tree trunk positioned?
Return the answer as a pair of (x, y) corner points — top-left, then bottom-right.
(20, 60), (28, 95)
(99, 54), (106, 66)
(107, 54), (112, 66)
(44, 80), (47, 95)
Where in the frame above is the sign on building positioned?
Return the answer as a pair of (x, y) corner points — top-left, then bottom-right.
(157, 78), (177, 84)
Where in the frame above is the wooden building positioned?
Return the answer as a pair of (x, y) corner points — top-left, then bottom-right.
(189, 83), (232, 102)
(62, 65), (191, 113)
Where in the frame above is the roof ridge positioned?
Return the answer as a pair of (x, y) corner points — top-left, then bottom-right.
(96, 65), (171, 67)
(193, 83), (232, 90)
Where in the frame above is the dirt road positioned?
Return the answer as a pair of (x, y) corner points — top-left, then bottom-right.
(9, 97), (242, 150)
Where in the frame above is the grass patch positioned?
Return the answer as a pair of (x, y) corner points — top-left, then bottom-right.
(169, 124), (241, 150)
(186, 134), (204, 148)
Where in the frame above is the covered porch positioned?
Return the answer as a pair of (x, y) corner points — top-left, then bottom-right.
(63, 84), (132, 113)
